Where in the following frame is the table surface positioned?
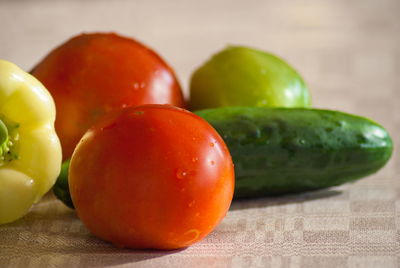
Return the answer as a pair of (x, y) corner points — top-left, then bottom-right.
(1, 0), (399, 267)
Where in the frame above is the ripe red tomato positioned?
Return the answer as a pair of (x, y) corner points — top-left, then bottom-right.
(69, 105), (234, 249)
(32, 33), (185, 159)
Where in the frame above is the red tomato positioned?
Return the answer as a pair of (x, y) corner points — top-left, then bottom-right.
(69, 105), (234, 249)
(32, 33), (185, 159)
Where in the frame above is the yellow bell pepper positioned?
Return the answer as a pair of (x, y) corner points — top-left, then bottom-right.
(0, 60), (62, 224)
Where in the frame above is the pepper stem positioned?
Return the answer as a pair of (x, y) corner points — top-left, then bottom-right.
(0, 119), (9, 156)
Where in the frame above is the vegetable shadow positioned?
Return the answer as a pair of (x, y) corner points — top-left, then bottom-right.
(75, 248), (185, 267)
(229, 188), (343, 210)
(1, 194), (184, 266)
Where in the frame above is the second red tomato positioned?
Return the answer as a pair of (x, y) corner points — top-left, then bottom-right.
(32, 33), (185, 159)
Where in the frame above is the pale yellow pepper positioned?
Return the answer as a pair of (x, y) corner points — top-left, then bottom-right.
(0, 60), (62, 224)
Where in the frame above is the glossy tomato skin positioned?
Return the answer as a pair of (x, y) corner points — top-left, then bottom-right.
(69, 105), (234, 250)
(32, 33), (185, 159)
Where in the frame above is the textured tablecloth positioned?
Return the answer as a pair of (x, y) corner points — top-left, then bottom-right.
(0, 0), (399, 267)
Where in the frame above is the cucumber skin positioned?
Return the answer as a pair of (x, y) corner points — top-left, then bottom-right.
(195, 107), (393, 199)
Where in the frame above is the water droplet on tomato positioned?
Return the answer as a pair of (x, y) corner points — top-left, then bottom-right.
(210, 142), (215, 147)
(192, 157), (198, 163)
(176, 169), (188, 179)
(183, 229), (200, 244)
(188, 200), (195, 207)
(210, 160), (215, 165)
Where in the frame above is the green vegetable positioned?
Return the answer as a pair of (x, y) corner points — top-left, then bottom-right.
(53, 106), (393, 205)
(195, 107), (393, 198)
(189, 46), (311, 110)
(53, 160), (74, 208)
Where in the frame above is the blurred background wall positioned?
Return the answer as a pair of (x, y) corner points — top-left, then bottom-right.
(0, 0), (398, 126)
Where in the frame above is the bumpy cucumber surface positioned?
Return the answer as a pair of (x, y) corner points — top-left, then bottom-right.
(195, 107), (393, 198)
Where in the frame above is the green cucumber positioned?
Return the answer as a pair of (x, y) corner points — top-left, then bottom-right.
(53, 106), (393, 207)
(195, 107), (393, 198)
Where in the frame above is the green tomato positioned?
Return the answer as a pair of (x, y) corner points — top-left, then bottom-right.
(189, 46), (311, 110)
